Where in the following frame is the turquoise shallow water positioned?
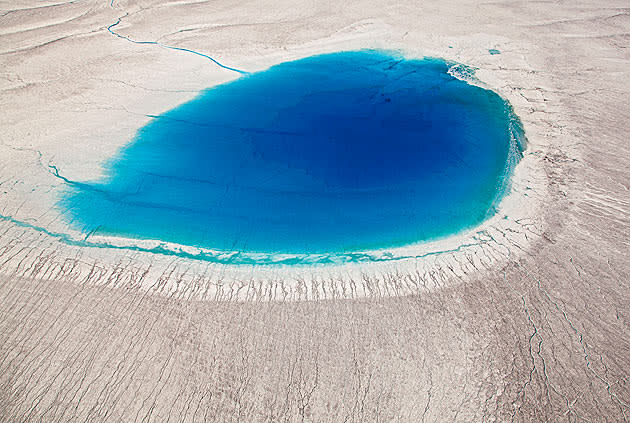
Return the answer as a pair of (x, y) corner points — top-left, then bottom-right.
(59, 51), (523, 263)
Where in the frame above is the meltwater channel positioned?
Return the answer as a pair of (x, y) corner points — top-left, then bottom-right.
(59, 51), (524, 264)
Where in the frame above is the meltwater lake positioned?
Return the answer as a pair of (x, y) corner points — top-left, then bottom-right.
(60, 51), (523, 263)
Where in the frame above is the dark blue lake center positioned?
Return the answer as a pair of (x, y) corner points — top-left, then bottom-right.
(60, 51), (523, 260)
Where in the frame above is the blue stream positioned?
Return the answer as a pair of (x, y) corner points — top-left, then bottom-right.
(58, 51), (523, 264)
(106, 17), (249, 75)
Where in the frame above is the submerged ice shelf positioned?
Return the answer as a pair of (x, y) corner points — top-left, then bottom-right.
(58, 50), (524, 264)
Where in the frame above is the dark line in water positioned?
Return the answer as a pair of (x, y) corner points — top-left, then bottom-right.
(35, 44), (525, 265)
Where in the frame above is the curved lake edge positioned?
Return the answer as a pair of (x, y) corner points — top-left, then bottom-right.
(53, 50), (528, 267)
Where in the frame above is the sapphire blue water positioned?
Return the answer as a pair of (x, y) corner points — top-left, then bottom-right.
(60, 51), (523, 261)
